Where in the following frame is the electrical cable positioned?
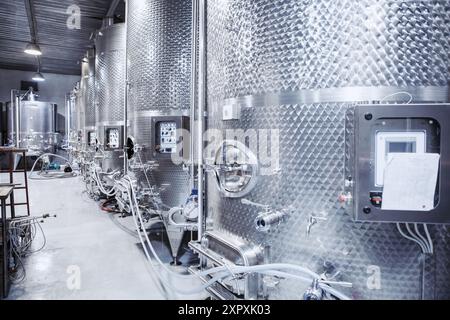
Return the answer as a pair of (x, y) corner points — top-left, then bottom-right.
(406, 223), (430, 253)
(414, 223), (432, 254)
(423, 224), (434, 254)
(396, 223), (428, 253)
(8, 216), (49, 284)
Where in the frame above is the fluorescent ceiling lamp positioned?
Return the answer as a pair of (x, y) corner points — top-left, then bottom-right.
(32, 71), (45, 82)
(24, 42), (42, 56)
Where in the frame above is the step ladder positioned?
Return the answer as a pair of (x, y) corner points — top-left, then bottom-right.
(0, 148), (30, 217)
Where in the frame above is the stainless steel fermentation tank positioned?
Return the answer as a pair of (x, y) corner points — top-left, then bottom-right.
(126, 0), (193, 260)
(65, 88), (79, 145)
(80, 49), (96, 148)
(95, 23), (126, 172)
(201, 0), (450, 299)
(6, 92), (58, 156)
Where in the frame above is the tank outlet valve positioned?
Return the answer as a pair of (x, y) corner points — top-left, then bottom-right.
(303, 279), (324, 300)
(254, 209), (289, 232)
(338, 192), (353, 206)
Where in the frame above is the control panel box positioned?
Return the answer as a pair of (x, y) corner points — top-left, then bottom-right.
(87, 131), (97, 147)
(151, 116), (190, 160)
(104, 126), (124, 151)
(349, 103), (450, 224)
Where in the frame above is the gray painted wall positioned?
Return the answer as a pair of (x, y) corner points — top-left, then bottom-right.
(0, 68), (80, 134)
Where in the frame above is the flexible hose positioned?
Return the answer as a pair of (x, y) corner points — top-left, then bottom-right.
(258, 270), (352, 300)
(91, 164), (117, 197)
(124, 175), (351, 299)
(319, 283), (352, 300)
(127, 179), (207, 296)
(29, 153), (77, 180)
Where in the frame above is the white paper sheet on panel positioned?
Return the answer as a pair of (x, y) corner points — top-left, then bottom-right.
(381, 153), (440, 211)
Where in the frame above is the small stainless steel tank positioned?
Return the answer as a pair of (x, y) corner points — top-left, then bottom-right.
(6, 92), (58, 155)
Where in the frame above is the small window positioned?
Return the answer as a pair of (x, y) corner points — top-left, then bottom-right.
(375, 131), (426, 187)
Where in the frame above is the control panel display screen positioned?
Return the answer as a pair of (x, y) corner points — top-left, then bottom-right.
(375, 131), (425, 187)
(88, 131), (97, 146)
(106, 128), (120, 149)
(157, 121), (177, 154)
(388, 141), (416, 153)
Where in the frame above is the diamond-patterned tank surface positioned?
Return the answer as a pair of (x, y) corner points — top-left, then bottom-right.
(95, 23), (126, 171)
(126, 0), (192, 207)
(205, 0), (450, 299)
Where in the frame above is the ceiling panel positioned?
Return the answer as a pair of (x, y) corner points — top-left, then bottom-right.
(0, 0), (125, 75)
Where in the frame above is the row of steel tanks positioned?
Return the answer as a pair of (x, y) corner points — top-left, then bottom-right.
(68, 1), (195, 265)
(67, 0), (450, 300)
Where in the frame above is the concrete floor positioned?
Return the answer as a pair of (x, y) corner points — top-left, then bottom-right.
(1, 171), (204, 300)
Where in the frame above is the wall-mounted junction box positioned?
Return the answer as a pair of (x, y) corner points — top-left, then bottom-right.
(349, 103), (450, 224)
(222, 104), (241, 120)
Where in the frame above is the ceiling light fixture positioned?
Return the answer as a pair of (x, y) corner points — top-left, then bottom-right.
(32, 70), (45, 82)
(24, 42), (42, 56)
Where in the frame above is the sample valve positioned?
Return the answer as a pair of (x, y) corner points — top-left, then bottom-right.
(241, 198), (291, 232)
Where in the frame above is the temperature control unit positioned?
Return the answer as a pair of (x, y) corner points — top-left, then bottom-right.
(104, 126), (123, 150)
(349, 103), (450, 224)
(151, 116), (190, 160)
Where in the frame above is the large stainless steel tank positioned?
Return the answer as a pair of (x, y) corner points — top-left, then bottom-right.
(80, 49), (96, 148)
(95, 23), (126, 172)
(204, 0), (450, 299)
(126, 0), (192, 207)
(6, 98), (58, 155)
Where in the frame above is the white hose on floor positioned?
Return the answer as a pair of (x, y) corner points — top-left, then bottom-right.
(127, 176), (225, 296)
(29, 153), (77, 180)
(123, 175), (352, 299)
